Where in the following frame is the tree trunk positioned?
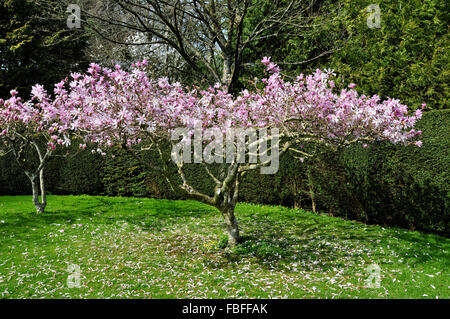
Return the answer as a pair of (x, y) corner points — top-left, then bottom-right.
(39, 169), (47, 210)
(30, 171), (46, 214)
(293, 180), (301, 209)
(222, 57), (231, 85)
(311, 192), (316, 213)
(220, 204), (241, 247)
(307, 168), (317, 213)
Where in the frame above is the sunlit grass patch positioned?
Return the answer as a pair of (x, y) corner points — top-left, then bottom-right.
(0, 195), (448, 298)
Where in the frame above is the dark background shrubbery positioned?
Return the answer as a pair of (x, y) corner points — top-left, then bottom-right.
(309, 109), (449, 235)
(1, 110), (448, 236)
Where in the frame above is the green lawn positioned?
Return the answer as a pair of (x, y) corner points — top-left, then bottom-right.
(0, 195), (448, 298)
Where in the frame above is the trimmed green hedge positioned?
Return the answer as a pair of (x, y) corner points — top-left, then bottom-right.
(307, 109), (449, 234)
(0, 143), (104, 196)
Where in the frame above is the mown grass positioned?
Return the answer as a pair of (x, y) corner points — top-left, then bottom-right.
(0, 195), (448, 299)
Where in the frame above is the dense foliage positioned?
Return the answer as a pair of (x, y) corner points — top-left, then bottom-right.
(327, 0), (449, 111)
(0, 0), (88, 98)
(244, 0), (449, 110)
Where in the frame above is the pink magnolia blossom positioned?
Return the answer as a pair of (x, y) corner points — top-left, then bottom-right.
(51, 58), (423, 153)
(1, 57), (424, 172)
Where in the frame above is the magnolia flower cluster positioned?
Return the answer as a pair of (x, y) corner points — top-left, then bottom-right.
(0, 86), (72, 150)
(253, 57), (424, 146)
(1, 58), (424, 152)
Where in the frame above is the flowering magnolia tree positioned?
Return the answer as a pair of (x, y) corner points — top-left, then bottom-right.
(1, 57), (424, 246)
(51, 57), (423, 247)
(0, 84), (73, 213)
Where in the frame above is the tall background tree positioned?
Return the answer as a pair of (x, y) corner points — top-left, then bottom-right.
(0, 0), (89, 98)
(69, 0), (340, 92)
(259, 0), (449, 111)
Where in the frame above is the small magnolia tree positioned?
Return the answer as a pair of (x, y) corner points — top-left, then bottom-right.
(56, 58), (424, 247)
(0, 83), (74, 213)
(0, 58), (424, 244)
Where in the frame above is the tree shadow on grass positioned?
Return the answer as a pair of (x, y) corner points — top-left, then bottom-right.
(2, 196), (448, 271)
(221, 214), (449, 271)
(87, 197), (216, 231)
(385, 229), (450, 267)
(0, 196), (217, 236)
